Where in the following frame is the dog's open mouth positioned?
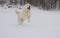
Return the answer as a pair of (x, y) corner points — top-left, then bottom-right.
(28, 6), (30, 10)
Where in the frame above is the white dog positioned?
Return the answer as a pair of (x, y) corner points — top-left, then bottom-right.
(15, 4), (31, 25)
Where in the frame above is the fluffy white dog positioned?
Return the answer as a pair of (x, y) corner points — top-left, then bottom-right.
(15, 4), (30, 25)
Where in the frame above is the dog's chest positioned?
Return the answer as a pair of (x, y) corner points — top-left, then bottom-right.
(23, 10), (29, 15)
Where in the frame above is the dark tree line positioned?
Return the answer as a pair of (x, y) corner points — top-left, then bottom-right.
(0, 0), (60, 10)
(19, 0), (60, 10)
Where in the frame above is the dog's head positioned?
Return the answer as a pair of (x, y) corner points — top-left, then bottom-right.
(24, 4), (30, 10)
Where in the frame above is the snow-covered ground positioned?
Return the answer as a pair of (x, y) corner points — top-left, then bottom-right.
(0, 6), (60, 38)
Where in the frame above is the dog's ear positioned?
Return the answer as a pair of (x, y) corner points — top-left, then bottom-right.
(25, 4), (30, 6)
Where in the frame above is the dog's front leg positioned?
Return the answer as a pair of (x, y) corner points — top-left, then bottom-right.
(18, 18), (23, 25)
(27, 16), (30, 22)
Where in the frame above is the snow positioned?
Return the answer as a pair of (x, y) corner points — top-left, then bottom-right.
(0, 6), (60, 38)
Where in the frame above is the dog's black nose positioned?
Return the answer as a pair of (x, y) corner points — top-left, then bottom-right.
(28, 6), (30, 10)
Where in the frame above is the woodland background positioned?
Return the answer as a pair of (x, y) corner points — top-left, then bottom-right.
(0, 0), (60, 10)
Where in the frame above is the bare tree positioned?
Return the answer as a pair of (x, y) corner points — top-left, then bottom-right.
(14, 0), (17, 5)
(10, 0), (13, 4)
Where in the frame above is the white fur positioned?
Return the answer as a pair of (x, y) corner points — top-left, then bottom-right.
(15, 4), (30, 25)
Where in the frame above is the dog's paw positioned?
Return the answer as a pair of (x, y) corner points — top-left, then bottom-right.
(28, 20), (30, 22)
